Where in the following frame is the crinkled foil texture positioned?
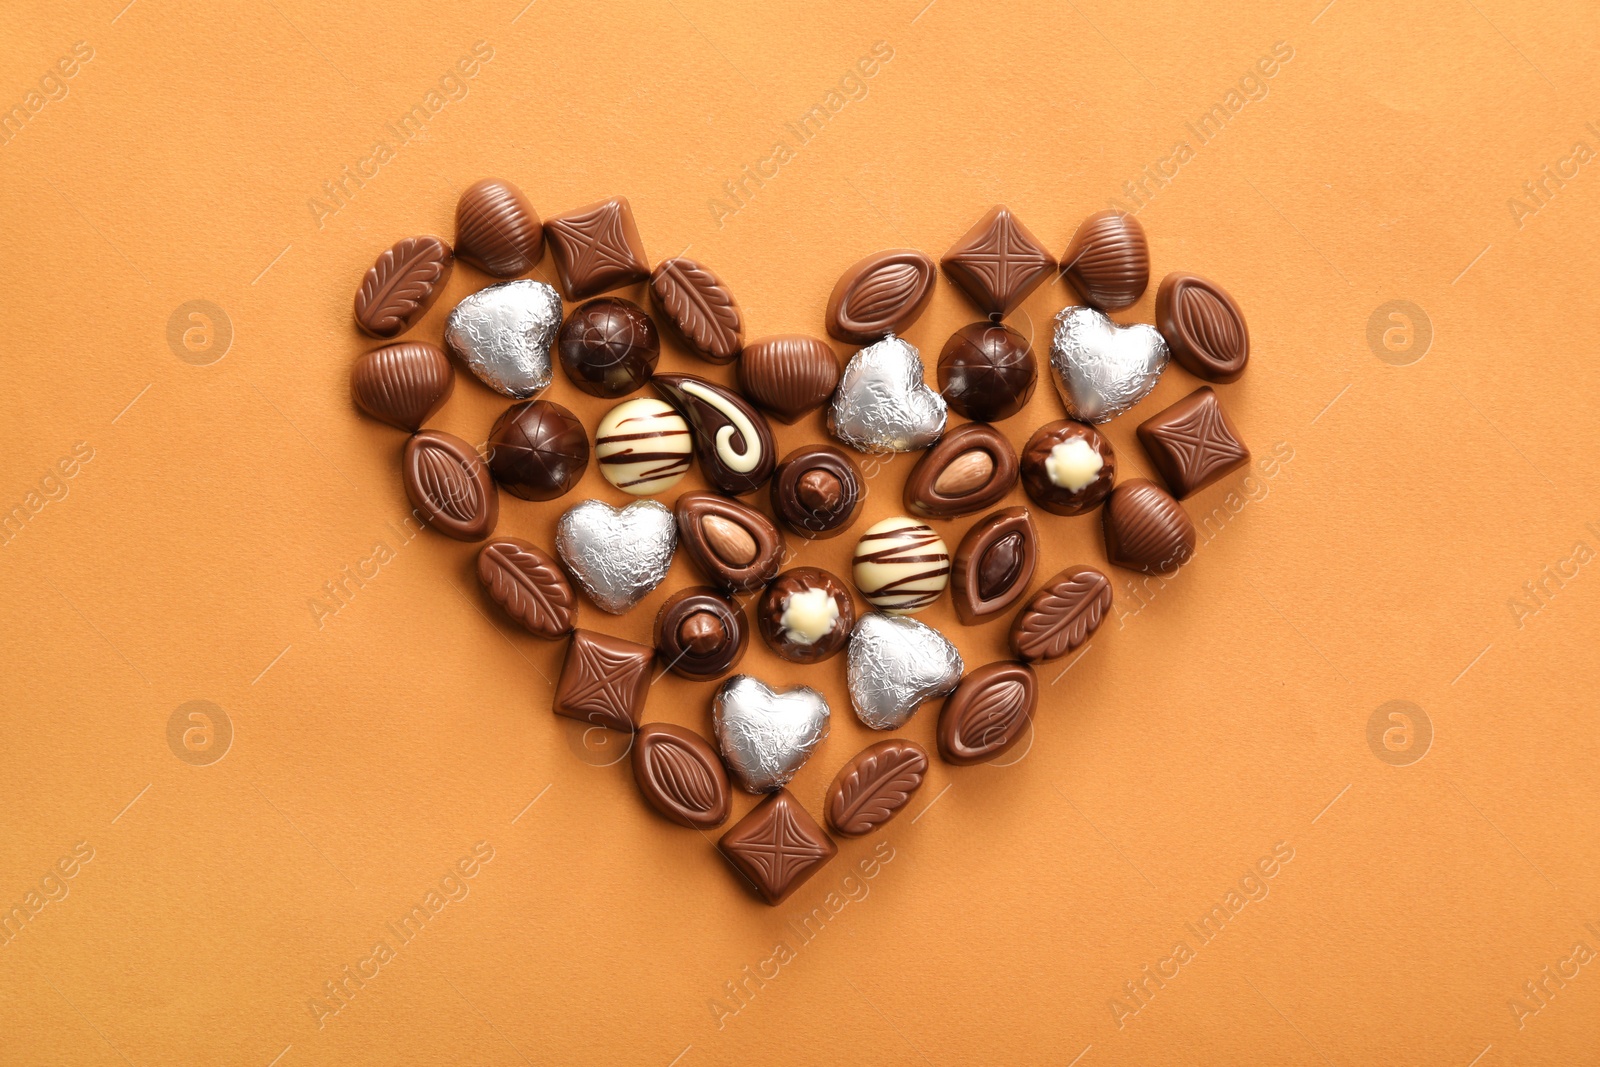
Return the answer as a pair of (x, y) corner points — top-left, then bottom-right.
(444, 279), (561, 399)
(846, 612), (964, 730)
(1049, 306), (1169, 424)
(712, 674), (831, 793)
(554, 499), (676, 614)
(828, 334), (947, 453)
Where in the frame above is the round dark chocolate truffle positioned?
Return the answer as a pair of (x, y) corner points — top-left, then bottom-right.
(557, 297), (659, 397)
(654, 587), (748, 681)
(769, 445), (863, 539)
(758, 568), (855, 664)
(937, 322), (1037, 422)
(486, 399), (589, 501)
(1020, 420), (1115, 516)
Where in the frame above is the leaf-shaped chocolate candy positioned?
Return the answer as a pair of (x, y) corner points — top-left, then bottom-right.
(476, 537), (576, 639)
(1008, 566), (1111, 662)
(650, 257), (742, 363)
(354, 235), (455, 338)
(826, 739), (929, 836)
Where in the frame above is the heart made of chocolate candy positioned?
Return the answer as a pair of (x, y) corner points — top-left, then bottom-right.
(712, 674), (831, 793)
(555, 499), (676, 614)
(1049, 305), (1169, 424)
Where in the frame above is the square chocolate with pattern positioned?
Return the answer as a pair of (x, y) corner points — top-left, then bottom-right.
(1135, 386), (1249, 499)
(553, 629), (654, 733)
(717, 789), (837, 905)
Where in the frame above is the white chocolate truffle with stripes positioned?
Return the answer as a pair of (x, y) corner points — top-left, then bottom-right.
(851, 516), (950, 615)
(595, 397), (693, 495)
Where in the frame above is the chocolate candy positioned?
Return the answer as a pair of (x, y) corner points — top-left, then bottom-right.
(825, 248), (937, 344)
(1049, 306), (1169, 424)
(852, 516), (950, 615)
(1156, 273), (1249, 382)
(1009, 565), (1111, 662)
(354, 235), (454, 338)
(941, 206), (1056, 319)
(828, 336), (947, 453)
(351, 341), (453, 432)
(401, 429), (497, 541)
(557, 297), (659, 398)
(555, 499), (676, 613)
(543, 196), (650, 300)
(476, 537), (577, 639)
(486, 399), (589, 501)
(675, 491), (783, 594)
(718, 789), (837, 905)
(937, 322), (1037, 422)
(554, 629), (654, 733)
(1137, 386), (1249, 499)
(937, 661), (1037, 766)
(712, 675), (830, 793)
(652, 374), (776, 495)
(455, 178), (543, 277)
(951, 506), (1038, 625)
(738, 335), (840, 423)
(1020, 420), (1116, 516)
(654, 587), (748, 681)
(770, 445), (863, 540)
(1102, 478), (1196, 574)
(826, 739), (930, 837)
(1061, 210), (1149, 311)
(904, 422), (1018, 520)
(758, 567), (855, 663)
(649, 257), (742, 363)
(632, 723), (731, 829)
(444, 279), (562, 399)
(593, 397), (692, 495)
(846, 613), (962, 729)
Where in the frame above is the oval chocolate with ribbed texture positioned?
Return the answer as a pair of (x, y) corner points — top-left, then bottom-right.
(951, 507), (1037, 625)
(456, 178), (544, 277)
(476, 537), (576, 638)
(650, 257), (743, 363)
(351, 341), (453, 432)
(402, 430), (497, 541)
(1156, 273), (1249, 382)
(739, 335), (840, 423)
(355, 235), (455, 338)
(937, 661), (1037, 766)
(826, 739), (929, 836)
(675, 491), (783, 594)
(1102, 479), (1195, 574)
(632, 723), (731, 829)
(825, 249), (937, 345)
(1061, 211), (1148, 312)
(1009, 565), (1111, 662)
(904, 422), (1018, 519)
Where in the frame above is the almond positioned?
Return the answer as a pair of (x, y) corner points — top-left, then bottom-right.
(701, 515), (757, 565)
(932, 450), (995, 497)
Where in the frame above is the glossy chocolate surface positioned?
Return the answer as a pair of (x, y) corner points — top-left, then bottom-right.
(476, 537), (577, 639)
(718, 789), (837, 905)
(904, 422), (1019, 519)
(351, 341), (454, 432)
(770, 445), (863, 539)
(654, 586), (748, 680)
(1009, 565), (1111, 663)
(825, 248), (937, 345)
(1020, 420), (1116, 516)
(1061, 210), (1149, 312)
(941, 206), (1056, 319)
(455, 178), (544, 277)
(593, 397), (692, 495)
(557, 297), (659, 398)
(937, 661), (1037, 766)
(401, 429), (497, 541)
(543, 196), (650, 300)
(937, 322), (1036, 422)
(826, 739), (929, 837)
(675, 491), (783, 593)
(758, 567), (855, 663)
(738, 335), (840, 423)
(631, 723), (731, 829)
(1156, 273), (1249, 382)
(553, 629), (654, 733)
(951, 507), (1038, 625)
(852, 516), (949, 615)
(652, 374), (776, 495)
(486, 399), (589, 501)
(649, 257), (742, 363)
(354, 235), (454, 338)
(1136, 386), (1249, 499)
(1102, 478), (1196, 574)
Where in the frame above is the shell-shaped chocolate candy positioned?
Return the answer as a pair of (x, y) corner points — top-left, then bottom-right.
(402, 430), (497, 541)
(825, 249), (937, 345)
(1102, 478), (1195, 574)
(1061, 211), (1149, 312)
(675, 491), (784, 594)
(1156, 273), (1249, 382)
(739, 335), (840, 423)
(937, 661), (1037, 766)
(354, 235), (455, 338)
(904, 422), (1019, 519)
(650, 257), (743, 363)
(826, 739), (929, 837)
(652, 374), (776, 495)
(455, 178), (544, 277)
(351, 341), (454, 432)
(951, 507), (1038, 625)
(632, 723), (731, 829)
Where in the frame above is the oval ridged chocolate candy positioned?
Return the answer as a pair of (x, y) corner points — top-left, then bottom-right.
(825, 249), (937, 345)
(1009, 565), (1111, 662)
(904, 422), (1018, 519)
(1102, 478), (1196, 574)
(650, 257), (742, 363)
(826, 738), (929, 837)
(675, 491), (783, 594)
(402, 429), (497, 541)
(354, 235), (455, 338)
(476, 537), (576, 639)
(455, 178), (544, 277)
(937, 661), (1037, 766)
(632, 723), (731, 829)
(1061, 210), (1149, 312)
(738, 335), (840, 423)
(351, 341), (454, 432)
(951, 506), (1038, 625)
(653, 586), (748, 681)
(1155, 273), (1249, 383)
(652, 374), (776, 495)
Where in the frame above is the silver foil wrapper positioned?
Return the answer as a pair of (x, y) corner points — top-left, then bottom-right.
(846, 612), (964, 730)
(712, 674), (830, 793)
(1049, 306), (1169, 424)
(444, 279), (562, 399)
(828, 334), (947, 453)
(554, 498), (676, 614)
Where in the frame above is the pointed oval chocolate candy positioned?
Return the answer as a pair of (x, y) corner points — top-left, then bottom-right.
(632, 723), (732, 829)
(354, 235), (455, 338)
(826, 739), (929, 837)
(825, 249), (937, 345)
(402, 430), (497, 541)
(951, 507), (1038, 625)
(650, 257), (743, 363)
(937, 661), (1037, 766)
(1155, 273), (1249, 382)
(1009, 566), (1111, 662)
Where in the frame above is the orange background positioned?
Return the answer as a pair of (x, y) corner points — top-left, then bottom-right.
(2, 1), (1598, 1064)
